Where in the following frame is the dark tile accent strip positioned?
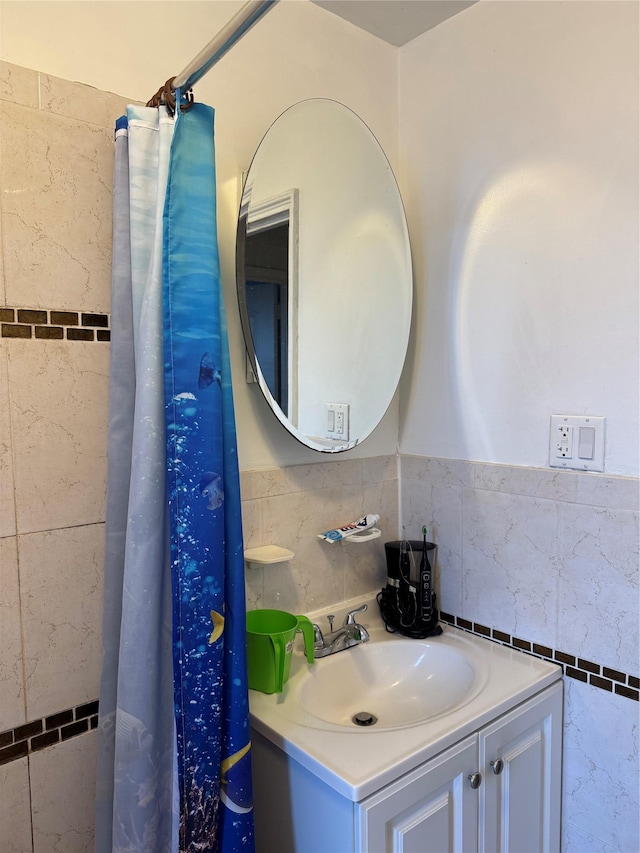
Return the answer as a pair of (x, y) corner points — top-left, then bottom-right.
(0, 699), (100, 765)
(50, 311), (79, 325)
(76, 700), (99, 719)
(81, 312), (109, 327)
(2, 605), (639, 767)
(590, 674), (613, 692)
(67, 328), (94, 341)
(14, 720), (43, 742)
(603, 667), (625, 683)
(493, 629), (511, 644)
(615, 684), (639, 701)
(31, 730), (60, 752)
(438, 610), (639, 703)
(1, 306), (110, 341)
(0, 741), (28, 765)
(17, 309), (47, 324)
(566, 666), (588, 683)
(61, 719), (89, 741)
(46, 710), (73, 730)
(35, 326), (64, 340)
(2, 323), (32, 338)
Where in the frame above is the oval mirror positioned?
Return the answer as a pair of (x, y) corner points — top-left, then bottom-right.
(236, 99), (412, 452)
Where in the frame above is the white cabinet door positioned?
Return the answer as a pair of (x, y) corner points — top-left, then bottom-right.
(479, 681), (563, 853)
(357, 735), (478, 853)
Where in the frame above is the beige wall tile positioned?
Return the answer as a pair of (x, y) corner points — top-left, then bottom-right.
(0, 536), (25, 730)
(0, 206), (6, 306)
(1, 101), (113, 312)
(0, 757), (32, 853)
(19, 524), (103, 720)
(558, 503), (639, 674)
(7, 340), (108, 534)
(0, 61), (38, 108)
(243, 456), (399, 614)
(40, 73), (132, 129)
(0, 343), (16, 537)
(30, 730), (97, 853)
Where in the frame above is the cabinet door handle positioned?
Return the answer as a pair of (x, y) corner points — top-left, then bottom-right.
(490, 758), (504, 775)
(468, 772), (482, 789)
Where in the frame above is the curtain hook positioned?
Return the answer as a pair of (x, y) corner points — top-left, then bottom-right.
(146, 77), (195, 116)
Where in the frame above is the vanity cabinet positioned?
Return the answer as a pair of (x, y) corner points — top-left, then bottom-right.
(357, 682), (562, 853)
(252, 682), (562, 853)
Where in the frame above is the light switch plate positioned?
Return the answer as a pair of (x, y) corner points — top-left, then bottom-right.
(326, 403), (349, 441)
(549, 415), (605, 472)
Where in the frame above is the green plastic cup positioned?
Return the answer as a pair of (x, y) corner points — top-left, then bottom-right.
(246, 609), (315, 694)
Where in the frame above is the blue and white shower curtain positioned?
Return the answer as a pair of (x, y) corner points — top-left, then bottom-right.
(96, 100), (254, 853)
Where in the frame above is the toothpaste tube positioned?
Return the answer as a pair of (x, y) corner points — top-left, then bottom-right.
(318, 514), (380, 543)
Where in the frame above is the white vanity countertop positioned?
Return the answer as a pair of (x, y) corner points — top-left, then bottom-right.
(248, 593), (562, 802)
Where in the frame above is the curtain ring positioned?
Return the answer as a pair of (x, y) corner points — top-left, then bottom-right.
(146, 76), (195, 116)
(163, 77), (177, 115)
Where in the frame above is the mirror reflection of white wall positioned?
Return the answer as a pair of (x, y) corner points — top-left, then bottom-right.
(243, 99), (412, 449)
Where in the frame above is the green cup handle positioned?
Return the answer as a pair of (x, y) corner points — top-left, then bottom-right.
(296, 615), (315, 664)
(271, 633), (286, 693)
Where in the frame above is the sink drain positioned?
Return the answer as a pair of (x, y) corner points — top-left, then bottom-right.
(352, 711), (378, 727)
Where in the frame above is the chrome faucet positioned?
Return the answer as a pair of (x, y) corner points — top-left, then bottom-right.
(312, 604), (370, 658)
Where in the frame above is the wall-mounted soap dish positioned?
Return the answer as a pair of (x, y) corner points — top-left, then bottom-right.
(244, 545), (294, 566)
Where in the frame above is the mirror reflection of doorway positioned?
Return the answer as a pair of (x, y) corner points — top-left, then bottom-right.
(245, 223), (289, 415)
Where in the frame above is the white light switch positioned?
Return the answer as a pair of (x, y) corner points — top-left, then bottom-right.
(549, 415), (605, 472)
(578, 427), (595, 460)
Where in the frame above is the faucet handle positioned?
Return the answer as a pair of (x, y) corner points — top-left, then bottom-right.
(312, 623), (324, 648)
(344, 603), (368, 626)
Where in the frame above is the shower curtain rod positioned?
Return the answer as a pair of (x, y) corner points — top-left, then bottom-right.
(147, 0), (278, 112)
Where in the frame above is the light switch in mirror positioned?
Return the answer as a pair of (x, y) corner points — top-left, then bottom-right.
(236, 99), (412, 452)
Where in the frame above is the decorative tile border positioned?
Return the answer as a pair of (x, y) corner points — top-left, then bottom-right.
(0, 700), (99, 765)
(439, 611), (639, 701)
(1, 608), (638, 767)
(0, 307), (110, 341)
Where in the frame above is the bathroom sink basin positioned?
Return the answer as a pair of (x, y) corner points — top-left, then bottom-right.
(298, 637), (486, 730)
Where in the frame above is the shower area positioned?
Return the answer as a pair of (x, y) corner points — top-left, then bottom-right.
(0, 2), (296, 849)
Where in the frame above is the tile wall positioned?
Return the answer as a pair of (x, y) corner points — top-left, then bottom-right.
(0, 60), (127, 853)
(0, 61), (398, 852)
(401, 454), (639, 852)
(241, 455), (398, 615)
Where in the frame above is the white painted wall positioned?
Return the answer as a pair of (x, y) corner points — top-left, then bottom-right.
(398, 0), (639, 477)
(5, 1), (636, 477)
(0, 0), (400, 469)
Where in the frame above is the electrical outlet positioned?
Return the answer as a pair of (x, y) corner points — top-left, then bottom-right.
(549, 415), (605, 472)
(326, 403), (349, 441)
(555, 425), (573, 458)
